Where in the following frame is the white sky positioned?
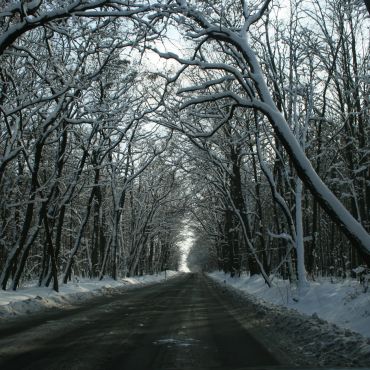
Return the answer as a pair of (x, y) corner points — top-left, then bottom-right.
(178, 223), (194, 272)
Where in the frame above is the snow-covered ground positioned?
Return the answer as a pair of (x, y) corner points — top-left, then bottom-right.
(208, 271), (370, 338)
(0, 271), (179, 318)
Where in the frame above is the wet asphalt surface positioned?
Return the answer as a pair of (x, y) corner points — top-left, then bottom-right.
(0, 273), (281, 370)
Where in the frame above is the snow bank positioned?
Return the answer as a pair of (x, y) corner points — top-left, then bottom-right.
(0, 271), (179, 318)
(208, 271), (370, 338)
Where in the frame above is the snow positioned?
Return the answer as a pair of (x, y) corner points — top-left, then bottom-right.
(208, 271), (370, 338)
(353, 266), (367, 274)
(0, 271), (180, 318)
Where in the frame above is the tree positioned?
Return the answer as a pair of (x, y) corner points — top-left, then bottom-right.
(150, 0), (370, 264)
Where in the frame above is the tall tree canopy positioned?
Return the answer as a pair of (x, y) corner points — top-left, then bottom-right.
(0, 0), (369, 291)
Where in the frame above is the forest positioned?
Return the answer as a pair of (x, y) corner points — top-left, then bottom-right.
(0, 0), (369, 293)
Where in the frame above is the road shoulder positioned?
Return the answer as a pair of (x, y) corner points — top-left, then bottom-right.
(206, 273), (370, 368)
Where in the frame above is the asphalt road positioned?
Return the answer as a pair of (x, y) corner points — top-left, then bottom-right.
(0, 273), (282, 370)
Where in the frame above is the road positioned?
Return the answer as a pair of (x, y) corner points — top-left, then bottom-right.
(0, 273), (282, 370)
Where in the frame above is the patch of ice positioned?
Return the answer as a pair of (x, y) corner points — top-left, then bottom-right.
(154, 338), (199, 347)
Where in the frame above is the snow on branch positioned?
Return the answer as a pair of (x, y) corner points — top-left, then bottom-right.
(179, 91), (251, 110)
(177, 75), (235, 94)
(151, 48), (255, 99)
(243, 0), (272, 33)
